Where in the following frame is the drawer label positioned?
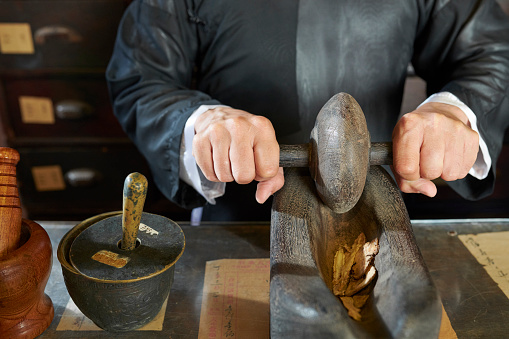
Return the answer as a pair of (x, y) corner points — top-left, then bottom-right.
(19, 96), (55, 124)
(0, 23), (34, 54)
(32, 165), (66, 191)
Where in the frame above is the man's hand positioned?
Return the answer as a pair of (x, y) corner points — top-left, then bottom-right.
(392, 102), (479, 197)
(193, 107), (284, 203)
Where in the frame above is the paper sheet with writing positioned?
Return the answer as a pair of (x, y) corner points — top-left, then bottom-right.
(459, 231), (509, 298)
(198, 258), (455, 338)
(56, 297), (167, 331)
(198, 259), (270, 339)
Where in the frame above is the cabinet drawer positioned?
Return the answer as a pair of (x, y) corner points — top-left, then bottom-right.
(16, 146), (190, 220)
(0, 0), (126, 70)
(4, 76), (126, 139)
(17, 146), (148, 208)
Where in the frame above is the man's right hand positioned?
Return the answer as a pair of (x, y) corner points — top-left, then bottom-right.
(193, 107), (284, 204)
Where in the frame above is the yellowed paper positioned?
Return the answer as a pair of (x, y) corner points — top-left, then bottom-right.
(0, 23), (34, 54)
(91, 250), (131, 268)
(19, 96), (55, 124)
(199, 259), (270, 339)
(56, 297), (168, 331)
(198, 258), (455, 338)
(31, 165), (66, 192)
(439, 304), (457, 339)
(459, 231), (509, 299)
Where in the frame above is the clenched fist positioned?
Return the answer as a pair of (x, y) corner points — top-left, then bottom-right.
(193, 107), (284, 204)
(392, 102), (480, 197)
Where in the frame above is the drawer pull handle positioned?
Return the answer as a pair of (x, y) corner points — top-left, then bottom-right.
(34, 25), (83, 45)
(55, 100), (94, 120)
(64, 168), (102, 187)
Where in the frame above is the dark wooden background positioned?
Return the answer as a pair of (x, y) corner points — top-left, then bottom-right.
(0, 0), (508, 221)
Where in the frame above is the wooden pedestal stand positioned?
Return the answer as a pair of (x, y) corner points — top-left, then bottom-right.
(0, 147), (54, 338)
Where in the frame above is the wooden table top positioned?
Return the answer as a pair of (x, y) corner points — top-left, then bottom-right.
(36, 219), (509, 338)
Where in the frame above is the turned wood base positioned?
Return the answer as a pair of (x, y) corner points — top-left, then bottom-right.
(0, 219), (54, 338)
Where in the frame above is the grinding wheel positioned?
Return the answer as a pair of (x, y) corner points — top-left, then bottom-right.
(279, 92), (393, 213)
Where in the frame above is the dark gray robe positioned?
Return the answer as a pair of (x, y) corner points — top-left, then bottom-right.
(106, 0), (509, 220)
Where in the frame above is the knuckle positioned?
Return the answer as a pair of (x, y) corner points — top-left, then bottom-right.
(398, 113), (421, 131)
(216, 172), (234, 182)
(427, 112), (447, 131)
(397, 180), (415, 193)
(223, 117), (240, 130)
(432, 112), (446, 125)
(450, 119), (467, 135)
(394, 162), (418, 178)
(421, 167), (441, 180)
(257, 165), (279, 180)
(468, 130), (480, 149)
(192, 134), (206, 148)
(233, 166), (255, 184)
(274, 170), (285, 187)
(202, 170), (218, 182)
(251, 115), (273, 129)
(458, 164), (472, 179)
(441, 170), (457, 181)
(215, 163), (234, 182)
(226, 118), (251, 138)
(235, 174), (254, 185)
(208, 123), (228, 140)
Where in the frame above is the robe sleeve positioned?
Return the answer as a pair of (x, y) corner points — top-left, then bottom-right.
(412, 0), (509, 200)
(106, 0), (217, 209)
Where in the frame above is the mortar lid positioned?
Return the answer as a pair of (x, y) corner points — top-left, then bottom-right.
(70, 213), (185, 281)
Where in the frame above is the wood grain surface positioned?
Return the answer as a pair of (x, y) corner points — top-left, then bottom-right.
(0, 219), (54, 338)
(270, 166), (441, 338)
(0, 147), (21, 258)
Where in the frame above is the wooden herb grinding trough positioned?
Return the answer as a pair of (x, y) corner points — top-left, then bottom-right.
(271, 93), (442, 338)
(59, 172), (185, 332)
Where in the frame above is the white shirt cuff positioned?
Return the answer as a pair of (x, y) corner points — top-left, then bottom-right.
(179, 105), (228, 204)
(419, 92), (491, 180)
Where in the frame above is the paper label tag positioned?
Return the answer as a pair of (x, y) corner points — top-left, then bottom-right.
(19, 96), (55, 124)
(31, 165), (66, 191)
(92, 250), (130, 268)
(0, 23), (34, 54)
(139, 222), (159, 236)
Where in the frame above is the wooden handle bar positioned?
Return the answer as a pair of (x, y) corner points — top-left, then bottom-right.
(279, 142), (393, 168)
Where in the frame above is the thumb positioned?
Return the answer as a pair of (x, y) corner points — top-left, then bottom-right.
(255, 167), (285, 204)
(393, 171), (437, 197)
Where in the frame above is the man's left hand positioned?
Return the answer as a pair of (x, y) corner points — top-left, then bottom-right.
(392, 102), (479, 197)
